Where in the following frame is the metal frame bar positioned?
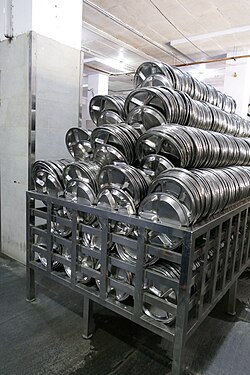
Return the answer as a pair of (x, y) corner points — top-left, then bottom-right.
(26, 31), (37, 297)
(26, 191), (250, 375)
(227, 279), (237, 316)
(26, 191), (35, 301)
(82, 296), (94, 339)
(28, 31), (37, 191)
(172, 231), (194, 375)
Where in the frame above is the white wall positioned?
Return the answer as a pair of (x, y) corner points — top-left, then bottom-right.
(0, 0), (82, 49)
(0, 0), (82, 263)
(32, 0), (82, 50)
(0, 32), (81, 263)
(35, 34), (80, 160)
(0, 34), (29, 263)
(223, 53), (250, 118)
(0, 0), (32, 40)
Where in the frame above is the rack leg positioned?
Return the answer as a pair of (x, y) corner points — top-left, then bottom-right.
(26, 267), (36, 302)
(172, 328), (186, 375)
(82, 296), (94, 339)
(227, 279), (237, 316)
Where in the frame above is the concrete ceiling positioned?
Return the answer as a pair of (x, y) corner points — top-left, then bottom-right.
(82, 0), (250, 91)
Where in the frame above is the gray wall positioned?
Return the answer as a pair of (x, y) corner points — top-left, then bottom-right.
(0, 32), (80, 263)
(0, 34), (29, 263)
(35, 34), (80, 160)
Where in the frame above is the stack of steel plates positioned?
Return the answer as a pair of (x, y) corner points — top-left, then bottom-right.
(89, 95), (126, 125)
(35, 235), (63, 270)
(144, 250), (215, 324)
(139, 166), (250, 225)
(141, 154), (174, 178)
(91, 123), (140, 164)
(62, 244), (95, 284)
(125, 87), (250, 136)
(32, 159), (71, 197)
(65, 179), (97, 225)
(63, 161), (100, 193)
(143, 262), (180, 324)
(98, 163), (150, 207)
(136, 124), (250, 168)
(65, 127), (92, 161)
(32, 58), (250, 322)
(134, 62), (236, 113)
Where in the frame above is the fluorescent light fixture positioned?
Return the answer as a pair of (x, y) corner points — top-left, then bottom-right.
(104, 58), (126, 71)
(83, 56), (132, 73)
(190, 65), (218, 80)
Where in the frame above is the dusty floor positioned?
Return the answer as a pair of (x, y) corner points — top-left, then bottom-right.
(0, 253), (249, 375)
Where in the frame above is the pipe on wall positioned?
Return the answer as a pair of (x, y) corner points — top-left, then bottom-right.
(3, 0), (13, 39)
(176, 54), (250, 67)
(84, 54), (250, 77)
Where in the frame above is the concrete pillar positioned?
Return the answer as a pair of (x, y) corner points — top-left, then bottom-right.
(0, 0), (82, 263)
(88, 73), (109, 96)
(223, 52), (250, 118)
(84, 73), (109, 128)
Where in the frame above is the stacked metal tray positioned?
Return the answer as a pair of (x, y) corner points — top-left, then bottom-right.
(125, 87), (250, 137)
(27, 189), (250, 375)
(28, 59), (250, 375)
(89, 95), (126, 125)
(136, 124), (250, 167)
(133, 61), (236, 113)
(32, 120), (250, 315)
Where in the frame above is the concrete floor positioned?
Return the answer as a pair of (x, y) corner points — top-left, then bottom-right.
(0, 253), (250, 375)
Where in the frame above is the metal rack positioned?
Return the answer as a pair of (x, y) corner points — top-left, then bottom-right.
(26, 190), (250, 375)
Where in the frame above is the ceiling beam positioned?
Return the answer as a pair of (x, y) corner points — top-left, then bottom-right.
(82, 21), (159, 63)
(82, 0), (193, 64)
(171, 25), (250, 46)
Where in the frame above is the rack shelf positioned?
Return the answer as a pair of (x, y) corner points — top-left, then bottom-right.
(26, 191), (250, 375)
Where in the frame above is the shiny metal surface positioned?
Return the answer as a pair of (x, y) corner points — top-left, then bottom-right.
(62, 245), (95, 284)
(63, 161), (100, 193)
(141, 154), (174, 178)
(97, 110), (124, 126)
(97, 187), (136, 235)
(144, 262), (180, 324)
(136, 124), (250, 168)
(141, 73), (172, 88)
(91, 123), (140, 164)
(35, 235), (62, 270)
(116, 230), (158, 265)
(98, 163), (149, 207)
(65, 179), (97, 224)
(125, 86), (249, 137)
(145, 166), (250, 225)
(134, 61), (174, 88)
(134, 61), (237, 114)
(89, 95), (125, 125)
(139, 192), (190, 226)
(52, 207), (72, 237)
(127, 105), (166, 131)
(93, 144), (127, 166)
(32, 159), (71, 197)
(65, 127), (92, 161)
(111, 267), (133, 302)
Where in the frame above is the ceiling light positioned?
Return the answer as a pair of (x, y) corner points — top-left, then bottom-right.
(191, 65), (218, 80)
(83, 56), (132, 73)
(100, 58), (129, 72)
